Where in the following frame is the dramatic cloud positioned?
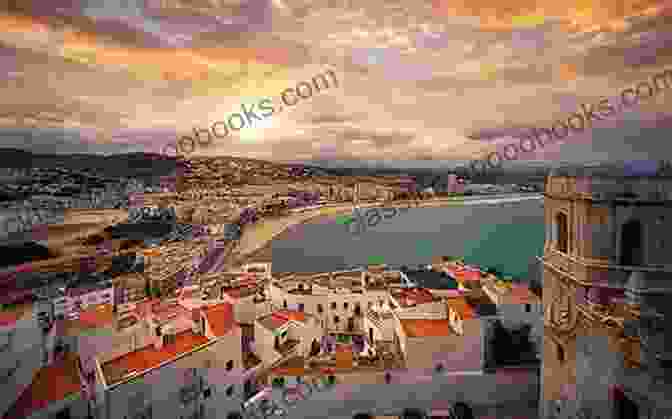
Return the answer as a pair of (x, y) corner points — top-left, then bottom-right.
(0, 0), (670, 167)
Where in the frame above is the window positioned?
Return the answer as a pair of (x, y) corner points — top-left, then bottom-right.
(55, 407), (71, 419)
(163, 334), (176, 346)
(555, 212), (569, 253)
(615, 389), (639, 419)
(226, 360), (234, 371)
(331, 302), (337, 310)
(226, 386), (234, 397)
(203, 388), (212, 399)
(525, 304), (531, 313)
(298, 303), (305, 312)
(334, 316), (340, 323)
(620, 220), (643, 266)
(344, 302), (349, 310)
(557, 344), (565, 362)
(317, 304), (324, 313)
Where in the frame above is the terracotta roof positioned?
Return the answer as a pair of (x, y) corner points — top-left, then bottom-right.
(257, 310), (306, 331)
(101, 330), (210, 385)
(78, 304), (115, 327)
(399, 319), (452, 338)
(446, 297), (476, 320)
(269, 356), (306, 376)
(454, 269), (482, 282)
(505, 284), (539, 305)
(59, 304), (116, 336)
(0, 304), (31, 327)
(3, 353), (82, 419)
(203, 302), (235, 337)
(393, 288), (436, 307)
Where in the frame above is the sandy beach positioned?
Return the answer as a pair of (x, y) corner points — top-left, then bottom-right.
(228, 194), (542, 267)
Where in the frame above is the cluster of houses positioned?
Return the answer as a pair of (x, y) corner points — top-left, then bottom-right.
(0, 260), (542, 419)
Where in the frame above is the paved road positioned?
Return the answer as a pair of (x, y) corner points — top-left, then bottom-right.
(253, 369), (539, 419)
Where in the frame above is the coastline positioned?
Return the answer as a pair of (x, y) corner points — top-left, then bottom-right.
(228, 194), (542, 267)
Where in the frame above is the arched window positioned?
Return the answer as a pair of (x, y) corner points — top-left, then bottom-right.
(555, 213), (569, 253)
(620, 220), (643, 266)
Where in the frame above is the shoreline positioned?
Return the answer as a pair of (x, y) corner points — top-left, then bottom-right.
(228, 194), (543, 267)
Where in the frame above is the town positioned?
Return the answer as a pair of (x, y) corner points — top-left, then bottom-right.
(1, 157), (670, 419)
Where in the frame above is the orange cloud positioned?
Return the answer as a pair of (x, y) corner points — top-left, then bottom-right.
(430, 0), (664, 32)
(559, 63), (577, 81)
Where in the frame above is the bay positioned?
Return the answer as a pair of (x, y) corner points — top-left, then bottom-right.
(267, 199), (545, 281)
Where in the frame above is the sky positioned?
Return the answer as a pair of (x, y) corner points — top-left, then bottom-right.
(0, 0), (671, 169)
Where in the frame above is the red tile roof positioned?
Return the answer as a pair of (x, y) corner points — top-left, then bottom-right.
(505, 284), (539, 305)
(77, 304), (115, 328)
(0, 309), (25, 327)
(273, 310), (306, 324)
(268, 356), (306, 376)
(203, 303), (236, 337)
(257, 310), (307, 330)
(446, 297), (476, 320)
(399, 319), (452, 338)
(101, 330), (210, 385)
(394, 288), (436, 307)
(3, 353), (82, 419)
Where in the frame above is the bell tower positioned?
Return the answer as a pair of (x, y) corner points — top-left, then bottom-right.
(539, 167), (672, 419)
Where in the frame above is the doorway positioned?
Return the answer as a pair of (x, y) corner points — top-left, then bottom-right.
(620, 220), (643, 266)
(55, 407), (71, 419)
(616, 392), (639, 419)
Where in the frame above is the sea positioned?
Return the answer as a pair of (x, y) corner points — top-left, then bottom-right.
(266, 199), (546, 281)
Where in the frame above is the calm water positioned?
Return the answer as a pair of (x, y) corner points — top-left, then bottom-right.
(268, 199), (546, 280)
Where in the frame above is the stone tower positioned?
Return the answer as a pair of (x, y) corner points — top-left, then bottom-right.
(540, 167), (672, 419)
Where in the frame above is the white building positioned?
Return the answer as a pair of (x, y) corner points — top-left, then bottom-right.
(221, 285), (272, 325)
(395, 297), (483, 375)
(90, 301), (246, 419)
(254, 310), (322, 369)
